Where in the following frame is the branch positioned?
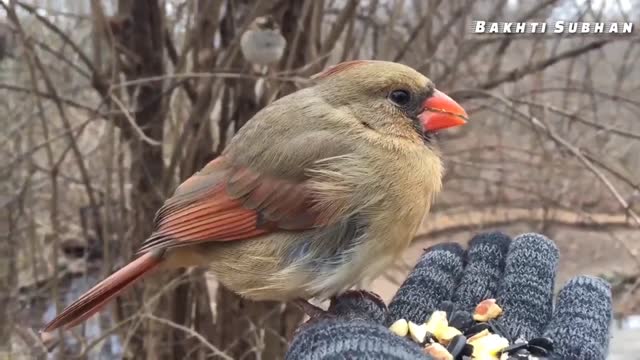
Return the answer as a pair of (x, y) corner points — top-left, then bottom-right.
(108, 93), (162, 146)
(416, 206), (635, 239)
(479, 39), (613, 90)
(164, 28), (197, 103)
(0, 84), (101, 114)
(454, 89), (640, 226)
(144, 314), (233, 360)
(4, 2), (104, 242)
(511, 97), (640, 141)
(320, 0), (359, 55)
(16, 1), (99, 80)
(518, 86), (640, 108)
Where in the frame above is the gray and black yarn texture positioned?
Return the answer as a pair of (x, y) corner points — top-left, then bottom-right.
(285, 232), (613, 360)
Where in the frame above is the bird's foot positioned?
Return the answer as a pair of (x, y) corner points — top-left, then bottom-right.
(293, 298), (332, 319)
(294, 290), (387, 322)
(328, 290), (388, 323)
(330, 289), (385, 307)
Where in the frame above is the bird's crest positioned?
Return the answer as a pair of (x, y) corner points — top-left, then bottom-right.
(311, 60), (374, 80)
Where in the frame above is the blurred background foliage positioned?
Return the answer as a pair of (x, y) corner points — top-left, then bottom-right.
(0, 0), (639, 359)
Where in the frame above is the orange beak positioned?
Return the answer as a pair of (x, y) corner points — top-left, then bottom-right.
(419, 89), (468, 132)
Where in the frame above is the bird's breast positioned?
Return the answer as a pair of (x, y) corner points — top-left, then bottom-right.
(284, 146), (440, 299)
(195, 144), (441, 301)
(240, 30), (286, 65)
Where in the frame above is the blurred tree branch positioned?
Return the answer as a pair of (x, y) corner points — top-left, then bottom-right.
(2, 0), (639, 358)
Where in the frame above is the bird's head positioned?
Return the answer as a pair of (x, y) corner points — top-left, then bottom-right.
(252, 15), (279, 32)
(312, 60), (467, 143)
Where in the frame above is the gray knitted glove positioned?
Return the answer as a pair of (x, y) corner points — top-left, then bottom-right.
(286, 232), (612, 360)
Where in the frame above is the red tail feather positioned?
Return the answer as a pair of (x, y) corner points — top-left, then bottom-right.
(41, 249), (165, 334)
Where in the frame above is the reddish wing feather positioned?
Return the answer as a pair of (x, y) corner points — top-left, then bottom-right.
(139, 157), (318, 253)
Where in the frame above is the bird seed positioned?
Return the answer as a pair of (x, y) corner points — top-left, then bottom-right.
(387, 298), (552, 360)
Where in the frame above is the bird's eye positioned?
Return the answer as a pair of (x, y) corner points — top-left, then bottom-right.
(388, 89), (411, 106)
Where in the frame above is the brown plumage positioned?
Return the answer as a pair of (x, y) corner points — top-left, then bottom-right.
(42, 60), (467, 334)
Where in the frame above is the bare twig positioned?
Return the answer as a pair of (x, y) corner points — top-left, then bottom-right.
(108, 93), (162, 146)
(479, 39), (614, 90)
(455, 89), (640, 226)
(144, 314), (234, 360)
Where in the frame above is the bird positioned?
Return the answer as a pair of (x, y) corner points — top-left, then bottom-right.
(240, 15), (286, 66)
(41, 60), (468, 334)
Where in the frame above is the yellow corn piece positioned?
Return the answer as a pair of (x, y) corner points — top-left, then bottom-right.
(389, 319), (409, 337)
(408, 321), (428, 343)
(425, 311), (449, 339)
(439, 326), (462, 342)
(469, 333), (509, 358)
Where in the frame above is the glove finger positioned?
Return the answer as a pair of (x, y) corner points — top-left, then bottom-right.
(388, 243), (464, 325)
(544, 276), (612, 360)
(287, 319), (432, 359)
(496, 233), (559, 341)
(328, 290), (388, 324)
(452, 232), (511, 312)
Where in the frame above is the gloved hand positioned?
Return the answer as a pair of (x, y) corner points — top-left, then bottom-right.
(286, 232), (612, 360)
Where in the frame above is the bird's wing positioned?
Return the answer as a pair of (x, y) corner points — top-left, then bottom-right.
(138, 157), (321, 253)
(138, 122), (358, 253)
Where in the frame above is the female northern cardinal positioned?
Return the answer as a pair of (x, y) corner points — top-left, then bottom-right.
(42, 60), (467, 334)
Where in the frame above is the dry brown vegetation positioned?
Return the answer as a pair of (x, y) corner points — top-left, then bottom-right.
(1, 0), (639, 359)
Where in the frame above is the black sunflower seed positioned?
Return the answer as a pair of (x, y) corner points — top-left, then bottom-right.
(506, 350), (531, 360)
(527, 344), (550, 357)
(446, 334), (467, 358)
(439, 300), (456, 318)
(499, 342), (528, 355)
(488, 320), (512, 342)
(420, 331), (437, 346)
(461, 343), (474, 357)
(464, 322), (489, 336)
(449, 310), (473, 332)
(529, 336), (554, 352)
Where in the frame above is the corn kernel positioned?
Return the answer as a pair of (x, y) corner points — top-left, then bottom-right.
(425, 310), (449, 338)
(439, 326), (462, 342)
(389, 318), (409, 337)
(469, 333), (509, 358)
(408, 321), (428, 343)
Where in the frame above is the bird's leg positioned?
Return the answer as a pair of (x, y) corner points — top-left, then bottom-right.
(293, 298), (329, 318)
(263, 66), (281, 105)
(347, 289), (385, 304)
(326, 290), (387, 319)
